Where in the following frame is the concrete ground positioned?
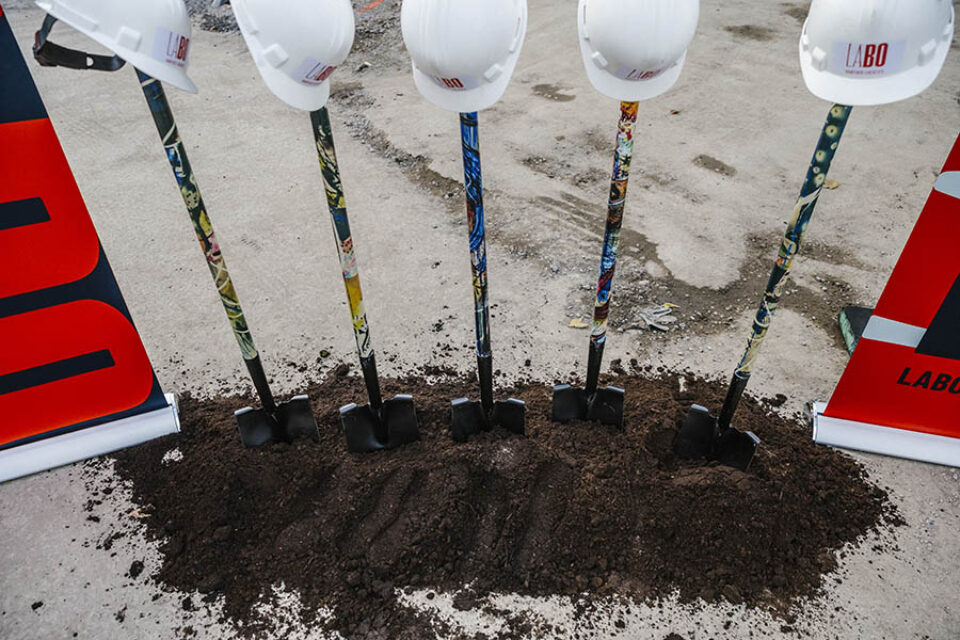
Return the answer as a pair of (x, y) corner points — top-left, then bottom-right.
(2, 0), (960, 638)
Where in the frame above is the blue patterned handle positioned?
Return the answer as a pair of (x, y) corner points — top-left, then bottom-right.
(459, 112), (491, 359)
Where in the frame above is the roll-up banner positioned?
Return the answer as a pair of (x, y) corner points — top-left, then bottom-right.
(0, 5), (179, 483)
(814, 134), (960, 468)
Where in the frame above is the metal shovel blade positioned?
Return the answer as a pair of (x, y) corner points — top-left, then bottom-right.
(275, 394), (320, 443)
(713, 427), (760, 472)
(341, 394), (421, 453)
(672, 404), (760, 471)
(236, 395), (319, 449)
(672, 404), (716, 460)
(450, 397), (486, 443)
(381, 394), (420, 449)
(551, 384), (624, 427)
(551, 384), (588, 422)
(492, 398), (526, 435)
(451, 397), (526, 442)
(235, 406), (280, 448)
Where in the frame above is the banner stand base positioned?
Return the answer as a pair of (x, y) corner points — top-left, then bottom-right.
(813, 402), (960, 469)
(0, 394), (181, 483)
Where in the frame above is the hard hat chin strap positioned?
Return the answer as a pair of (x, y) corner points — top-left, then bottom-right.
(33, 15), (126, 72)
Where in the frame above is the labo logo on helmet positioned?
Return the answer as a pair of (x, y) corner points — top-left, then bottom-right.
(430, 75), (480, 91)
(155, 28), (190, 68)
(289, 59), (338, 86)
(616, 65), (670, 82)
(832, 40), (905, 76)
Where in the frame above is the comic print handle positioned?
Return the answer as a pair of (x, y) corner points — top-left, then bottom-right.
(459, 112), (492, 360)
(136, 70), (277, 413)
(310, 106), (383, 410)
(718, 104), (852, 431)
(585, 100), (639, 394)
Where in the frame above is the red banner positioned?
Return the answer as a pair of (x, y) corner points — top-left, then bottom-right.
(815, 134), (960, 466)
(0, 6), (178, 481)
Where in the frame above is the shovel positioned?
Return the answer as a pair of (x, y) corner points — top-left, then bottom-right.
(137, 71), (320, 448)
(553, 101), (639, 428)
(674, 104), (853, 470)
(310, 107), (420, 453)
(32, 20), (318, 448)
(451, 112), (525, 442)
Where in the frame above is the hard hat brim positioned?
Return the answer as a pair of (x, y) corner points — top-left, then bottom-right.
(579, 40), (686, 102)
(410, 57), (517, 113)
(799, 42), (950, 107)
(248, 58), (332, 112)
(36, 1), (198, 93)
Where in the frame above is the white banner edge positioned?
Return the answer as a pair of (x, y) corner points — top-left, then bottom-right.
(0, 393), (181, 484)
(813, 402), (960, 469)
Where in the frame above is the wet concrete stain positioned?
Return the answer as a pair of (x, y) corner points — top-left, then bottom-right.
(693, 154), (738, 177)
(782, 3), (808, 24)
(532, 84), (577, 102)
(725, 25), (777, 42)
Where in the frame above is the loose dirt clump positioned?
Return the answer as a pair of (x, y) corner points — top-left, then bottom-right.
(111, 371), (900, 638)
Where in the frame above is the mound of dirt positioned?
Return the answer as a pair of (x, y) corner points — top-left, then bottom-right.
(111, 369), (900, 638)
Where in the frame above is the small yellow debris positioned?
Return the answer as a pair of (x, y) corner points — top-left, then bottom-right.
(568, 318), (590, 329)
(824, 179), (840, 190)
(661, 302), (680, 309)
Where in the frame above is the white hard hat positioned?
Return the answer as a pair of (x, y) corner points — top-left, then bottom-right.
(229, 0), (354, 111)
(401, 0), (527, 112)
(578, 0), (699, 101)
(34, 0), (197, 92)
(799, 0), (954, 106)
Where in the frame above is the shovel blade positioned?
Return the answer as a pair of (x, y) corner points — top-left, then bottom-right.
(713, 428), (760, 471)
(586, 386), (625, 427)
(551, 384), (589, 422)
(673, 404), (761, 471)
(382, 394), (420, 448)
(276, 394), (319, 443)
(493, 398), (526, 436)
(341, 395), (421, 453)
(552, 384), (624, 427)
(341, 403), (386, 453)
(450, 397), (486, 443)
(235, 406), (280, 448)
(673, 404), (718, 460)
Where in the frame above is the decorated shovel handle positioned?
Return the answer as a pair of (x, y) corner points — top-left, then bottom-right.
(137, 71), (258, 363)
(585, 100), (639, 392)
(311, 107), (383, 409)
(459, 112), (492, 360)
(718, 103), (852, 430)
(137, 71), (276, 412)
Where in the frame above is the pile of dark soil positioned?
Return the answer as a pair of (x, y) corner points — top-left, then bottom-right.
(111, 368), (900, 638)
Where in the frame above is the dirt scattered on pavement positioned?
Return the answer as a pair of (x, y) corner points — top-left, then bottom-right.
(693, 154), (738, 177)
(532, 83), (577, 102)
(725, 25), (777, 42)
(782, 4), (809, 24)
(110, 370), (900, 638)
